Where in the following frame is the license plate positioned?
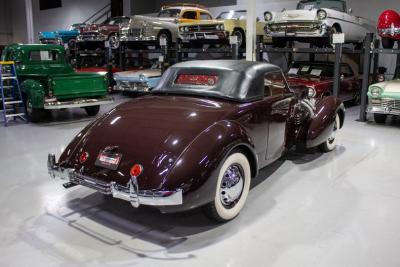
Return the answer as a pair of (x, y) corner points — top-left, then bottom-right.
(95, 151), (122, 170)
(205, 35), (219, 40)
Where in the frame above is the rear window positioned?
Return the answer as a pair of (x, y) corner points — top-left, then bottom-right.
(175, 74), (219, 87)
(29, 50), (59, 62)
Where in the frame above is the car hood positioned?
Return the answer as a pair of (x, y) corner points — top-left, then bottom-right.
(82, 24), (100, 32)
(131, 15), (176, 24)
(39, 31), (57, 38)
(373, 79), (400, 93)
(114, 69), (162, 80)
(66, 95), (236, 190)
(272, 9), (320, 22)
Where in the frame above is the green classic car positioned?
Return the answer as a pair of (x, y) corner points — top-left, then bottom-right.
(1, 44), (112, 122)
(367, 79), (400, 123)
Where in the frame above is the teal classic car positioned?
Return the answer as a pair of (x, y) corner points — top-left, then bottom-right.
(39, 23), (86, 50)
(367, 79), (400, 123)
(1, 44), (113, 122)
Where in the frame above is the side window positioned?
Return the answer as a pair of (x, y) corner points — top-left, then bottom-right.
(264, 71), (288, 97)
(340, 65), (353, 77)
(200, 12), (212, 20)
(182, 11), (197, 20)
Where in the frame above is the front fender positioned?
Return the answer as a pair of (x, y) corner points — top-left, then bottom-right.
(159, 120), (257, 213)
(306, 96), (345, 148)
(21, 79), (46, 108)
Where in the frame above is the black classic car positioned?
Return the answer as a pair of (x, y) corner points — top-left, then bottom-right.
(48, 60), (345, 222)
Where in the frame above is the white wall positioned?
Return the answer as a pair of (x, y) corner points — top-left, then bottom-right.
(0, 0), (13, 45)
(31, 0), (110, 42)
(11, 0), (28, 44)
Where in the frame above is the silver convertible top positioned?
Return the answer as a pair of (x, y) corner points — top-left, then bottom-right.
(153, 60), (282, 102)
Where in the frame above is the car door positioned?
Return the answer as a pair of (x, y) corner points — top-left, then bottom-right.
(263, 71), (293, 161)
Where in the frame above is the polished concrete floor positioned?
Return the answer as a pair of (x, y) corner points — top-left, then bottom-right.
(1, 98), (400, 267)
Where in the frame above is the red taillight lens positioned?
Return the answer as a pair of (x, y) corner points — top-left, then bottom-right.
(175, 74), (219, 86)
(79, 152), (89, 163)
(130, 164), (143, 177)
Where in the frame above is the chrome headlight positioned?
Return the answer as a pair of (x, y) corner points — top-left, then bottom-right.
(264, 12), (273, 21)
(179, 27), (184, 32)
(308, 87), (316, 98)
(185, 26), (190, 32)
(317, 9), (327, 20)
(370, 86), (382, 97)
(216, 24), (224, 31)
(139, 74), (146, 82)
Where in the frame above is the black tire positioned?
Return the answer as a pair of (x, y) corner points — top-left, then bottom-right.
(382, 37), (395, 49)
(203, 151), (251, 222)
(84, 105), (100, 116)
(374, 113), (387, 124)
(25, 97), (50, 123)
(232, 29), (246, 48)
(319, 114), (340, 152)
(272, 38), (286, 48)
(68, 39), (77, 50)
(109, 34), (120, 50)
(157, 30), (172, 47)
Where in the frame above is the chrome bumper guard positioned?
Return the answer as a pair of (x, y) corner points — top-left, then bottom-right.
(77, 35), (108, 42)
(180, 31), (227, 42)
(44, 96), (113, 110)
(119, 35), (157, 42)
(379, 27), (400, 36)
(266, 22), (328, 37)
(47, 154), (183, 208)
(367, 105), (400, 116)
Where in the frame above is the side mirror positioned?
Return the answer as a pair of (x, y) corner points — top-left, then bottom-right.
(348, 8), (352, 14)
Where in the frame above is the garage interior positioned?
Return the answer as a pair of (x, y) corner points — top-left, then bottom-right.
(1, 0), (400, 266)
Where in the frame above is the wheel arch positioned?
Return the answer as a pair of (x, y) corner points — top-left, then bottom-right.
(332, 23), (342, 33)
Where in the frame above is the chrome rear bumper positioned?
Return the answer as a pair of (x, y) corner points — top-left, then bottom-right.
(44, 96), (113, 110)
(47, 154), (183, 207)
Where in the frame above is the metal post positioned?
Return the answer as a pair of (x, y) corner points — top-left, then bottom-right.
(332, 43), (342, 97)
(107, 41), (113, 91)
(372, 39), (380, 82)
(360, 33), (373, 122)
(119, 44), (125, 71)
(245, 0), (256, 61)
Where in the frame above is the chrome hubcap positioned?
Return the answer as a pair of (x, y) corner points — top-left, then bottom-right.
(110, 36), (119, 49)
(220, 164), (244, 207)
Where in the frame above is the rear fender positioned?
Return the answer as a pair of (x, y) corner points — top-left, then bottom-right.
(306, 96), (345, 148)
(21, 79), (46, 108)
(160, 120), (257, 213)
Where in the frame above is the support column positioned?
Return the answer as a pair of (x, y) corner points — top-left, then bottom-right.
(245, 0), (256, 61)
(332, 43), (342, 97)
(360, 33), (373, 122)
(25, 0), (34, 44)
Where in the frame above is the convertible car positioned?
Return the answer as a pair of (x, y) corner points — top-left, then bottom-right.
(48, 60), (345, 222)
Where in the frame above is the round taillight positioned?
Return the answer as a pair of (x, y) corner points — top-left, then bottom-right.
(79, 152), (89, 163)
(130, 164), (143, 177)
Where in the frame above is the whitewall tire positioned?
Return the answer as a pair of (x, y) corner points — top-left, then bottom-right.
(319, 113), (340, 152)
(204, 152), (251, 222)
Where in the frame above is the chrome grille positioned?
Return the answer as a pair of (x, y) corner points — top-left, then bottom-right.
(371, 98), (400, 111)
(268, 22), (320, 33)
(129, 28), (142, 36)
(187, 24), (219, 32)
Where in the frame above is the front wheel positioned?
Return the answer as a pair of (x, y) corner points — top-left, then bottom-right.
(381, 37), (395, 49)
(25, 97), (50, 122)
(374, 113), (387, 124)
(319, 113), (341, 152)
(204, 152), (251, 222)
(84, 105), (100, 116)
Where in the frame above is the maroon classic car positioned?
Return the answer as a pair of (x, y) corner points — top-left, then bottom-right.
(48, 60), (345, 222)
(378, 10), (400, 49)
(77, 16), (130, 49)
(286, 61), (361, 104)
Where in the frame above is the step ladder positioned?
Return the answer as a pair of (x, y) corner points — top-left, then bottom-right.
(0, 61), (27, 126)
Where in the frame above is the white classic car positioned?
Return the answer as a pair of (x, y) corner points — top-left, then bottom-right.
(113, 68), (162, 94)
(367, 79), (400, 124)
(264, 0), (375, 47)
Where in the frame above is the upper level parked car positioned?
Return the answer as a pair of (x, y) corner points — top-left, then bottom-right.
(264, 0), (375, 47)
(1, 44), (112, 122)
(377, 10), (400, 49)
(48, 60), (345, 222)
(180, 10), (269, 48)
(77, 16), (130, 49)
(119, 4), (214, 46)
(286, 61), (361, 103)
(367, 79), (400, 123)
(39, 23), (87, 50)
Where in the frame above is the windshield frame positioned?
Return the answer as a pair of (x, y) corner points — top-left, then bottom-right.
(296, 0), (346, 12)
(157, 8), (181, 18)
(216, 10), (247, 20)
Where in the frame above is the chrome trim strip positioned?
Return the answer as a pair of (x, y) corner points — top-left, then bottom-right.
(43, 97), (113, 110)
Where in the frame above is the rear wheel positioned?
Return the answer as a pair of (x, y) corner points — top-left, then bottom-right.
(381, 37), (395, 49)
(374, 113), (387, 124)
(204, 152), (251, 222)
(84, 105), (100, 116)
(319, 113), (340, 152)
